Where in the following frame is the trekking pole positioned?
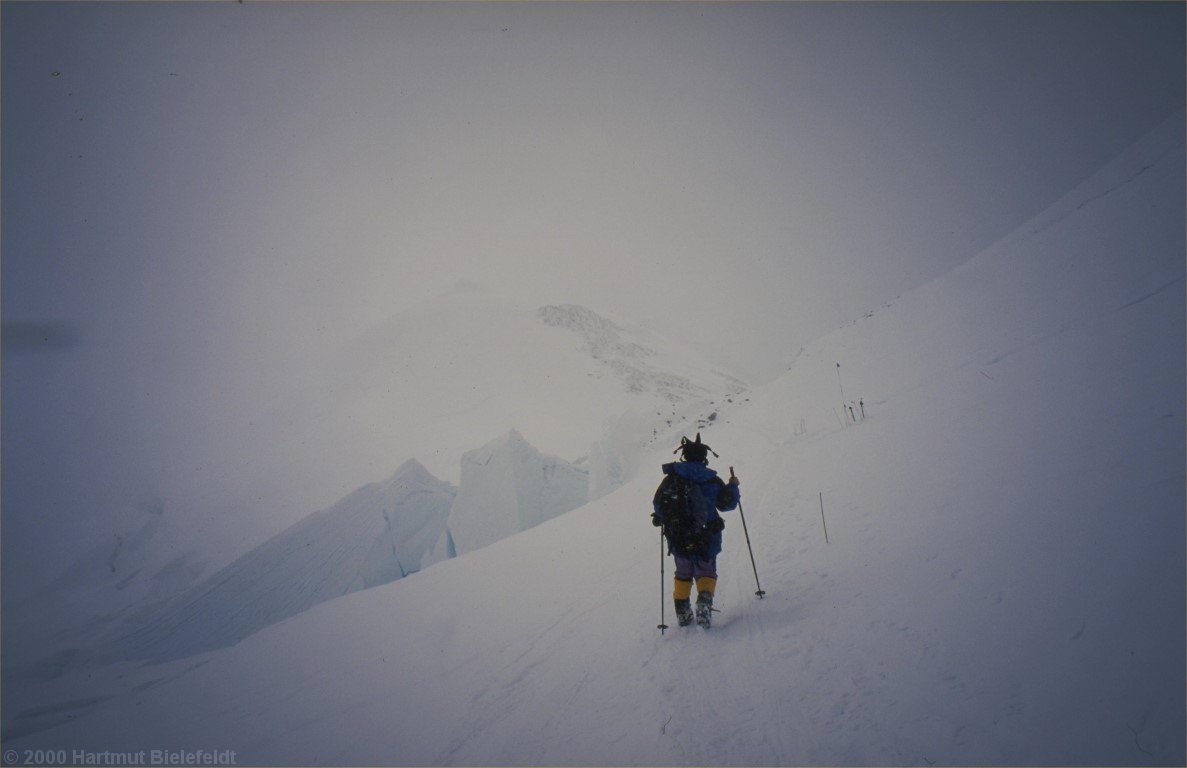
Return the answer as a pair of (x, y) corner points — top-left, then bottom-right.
(730, 467), (766, 598)
(657, 528), (669, 634)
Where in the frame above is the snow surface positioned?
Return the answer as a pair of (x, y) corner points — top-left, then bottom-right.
(15, 460), (455, 677)
(0, 502), (211, 681)
(2, 113), (1183, 765)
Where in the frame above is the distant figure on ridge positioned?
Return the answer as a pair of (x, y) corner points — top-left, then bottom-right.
(651, 433), (740, 628)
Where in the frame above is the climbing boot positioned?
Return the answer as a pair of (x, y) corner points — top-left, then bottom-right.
(695, 590), (714, 629)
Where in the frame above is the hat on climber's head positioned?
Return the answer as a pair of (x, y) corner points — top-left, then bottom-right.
(674, 433), (717, 464)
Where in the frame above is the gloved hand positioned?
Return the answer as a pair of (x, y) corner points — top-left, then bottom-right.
(651, 514), (662, 527)
(707, 517), (726, 533)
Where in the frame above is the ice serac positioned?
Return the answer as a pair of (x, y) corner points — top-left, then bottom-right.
(442, 430), (589, 557)
(103, 459), (455, 664)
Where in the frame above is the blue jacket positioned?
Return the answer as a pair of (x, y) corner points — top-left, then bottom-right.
(652, 461), (740, 558)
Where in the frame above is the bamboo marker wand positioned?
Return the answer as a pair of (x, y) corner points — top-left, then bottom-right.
(819, 492), (830, 544)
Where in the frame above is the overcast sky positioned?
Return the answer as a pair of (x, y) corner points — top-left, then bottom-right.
(3, 1), (1183, 597)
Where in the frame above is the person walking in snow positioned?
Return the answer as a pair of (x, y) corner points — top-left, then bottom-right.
(651, 434), (740, 628)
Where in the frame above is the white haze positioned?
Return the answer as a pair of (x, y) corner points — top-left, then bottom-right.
(2, 109), (1182, 765)
(1, 3), (1183, 604)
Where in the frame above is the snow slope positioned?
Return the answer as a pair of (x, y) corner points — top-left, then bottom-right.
(0, 503), (211, 686)
(2, 114), (1183, 764)
(9, 412), (634, 681)
(62, 459), (452, 669)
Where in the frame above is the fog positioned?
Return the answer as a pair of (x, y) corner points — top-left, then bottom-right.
(2, 2), (1183, 601)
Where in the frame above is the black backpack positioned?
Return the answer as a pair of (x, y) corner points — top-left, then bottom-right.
(653, 472), (712, 558)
